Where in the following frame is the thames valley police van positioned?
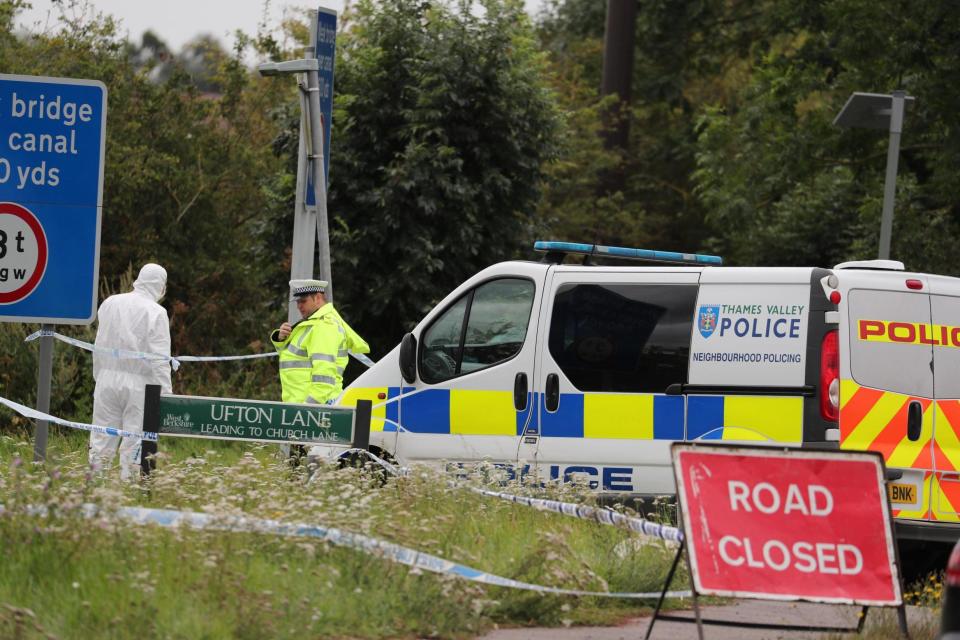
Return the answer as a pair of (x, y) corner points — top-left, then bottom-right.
(337, 241), (960, 541)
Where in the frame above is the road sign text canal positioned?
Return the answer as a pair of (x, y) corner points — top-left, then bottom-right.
(0, 74), (106, 323)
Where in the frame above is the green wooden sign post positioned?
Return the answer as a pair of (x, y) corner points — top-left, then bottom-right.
(140, 384), (372, 474)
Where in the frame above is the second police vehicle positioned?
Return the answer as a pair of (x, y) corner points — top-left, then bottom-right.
(335, 241), (960, 541)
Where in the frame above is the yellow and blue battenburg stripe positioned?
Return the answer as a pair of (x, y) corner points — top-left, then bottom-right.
(686, 396), (803, 442)
(540, 393), (683, 439)
(343, 387), (803, 442)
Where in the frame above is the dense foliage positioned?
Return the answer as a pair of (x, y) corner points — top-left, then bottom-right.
(693, 0), (960, 272)
(319, 0), (560, 349)
(537, 0), (960, 274)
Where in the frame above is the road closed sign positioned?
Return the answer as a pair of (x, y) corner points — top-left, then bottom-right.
(672, 444), (901, 605)
(0, 74), (106, 323)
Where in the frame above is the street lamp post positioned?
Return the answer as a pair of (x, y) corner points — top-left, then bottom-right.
(833, 91), (915, 260)
(258, 15), (333, 322)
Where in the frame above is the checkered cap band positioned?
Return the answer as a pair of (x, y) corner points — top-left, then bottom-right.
(290, 279), (327, 298)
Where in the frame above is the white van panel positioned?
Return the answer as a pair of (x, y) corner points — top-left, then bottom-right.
(689, 283), (810, 387)
(698, 267), (815, 285)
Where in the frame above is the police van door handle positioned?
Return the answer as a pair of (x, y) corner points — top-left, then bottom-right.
(907, 401), (923, 441)
(514, 373), (528, 411)
(545, 373), (559, 412)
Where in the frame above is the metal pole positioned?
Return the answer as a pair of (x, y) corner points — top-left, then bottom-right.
(32, 323), (54, 462)
(286, 15), (322, 323)
(288, 96), (315, 323)
(878, 90), (906, 260)
(600, 0), (637, 152)
(304, 30), (333, 303)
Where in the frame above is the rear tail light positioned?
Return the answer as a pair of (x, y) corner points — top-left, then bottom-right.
(948, 540), (960, 587)
(820, 330), (839, 422)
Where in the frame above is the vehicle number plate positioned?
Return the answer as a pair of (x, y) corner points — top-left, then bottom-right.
(887, 483), (916, 504)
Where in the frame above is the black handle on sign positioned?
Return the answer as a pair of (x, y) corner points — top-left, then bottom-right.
(545, 373), (559, 412)
(141, 384), (161, 478)
(514, 372), (528, 411)
(907, 401), (923, 441)
(353, 399), (372, 451)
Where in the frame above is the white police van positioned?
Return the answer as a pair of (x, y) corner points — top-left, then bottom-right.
(338, 241), (960, 541)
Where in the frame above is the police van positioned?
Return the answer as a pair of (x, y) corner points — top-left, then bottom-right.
(339, 241), (960, 540)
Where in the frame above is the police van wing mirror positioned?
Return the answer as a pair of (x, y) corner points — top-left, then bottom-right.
(665, 383), (684, 396)
(399, 333), (417, 384)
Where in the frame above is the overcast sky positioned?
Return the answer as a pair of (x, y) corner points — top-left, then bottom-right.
(18, 1), (549, 53)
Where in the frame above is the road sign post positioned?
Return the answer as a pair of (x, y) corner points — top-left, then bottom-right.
(0, 74), (107, 461)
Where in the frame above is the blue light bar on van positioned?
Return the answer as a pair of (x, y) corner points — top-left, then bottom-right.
(534, 241), (723, 266)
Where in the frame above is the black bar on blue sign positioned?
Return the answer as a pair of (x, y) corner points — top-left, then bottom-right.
(141, 384), (161, 477)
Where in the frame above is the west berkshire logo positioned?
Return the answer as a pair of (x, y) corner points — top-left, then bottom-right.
(698, 305), (720, 338)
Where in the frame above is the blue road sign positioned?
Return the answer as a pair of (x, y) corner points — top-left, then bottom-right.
(306, 7), (336, 206)
(0, 74), (106, 324)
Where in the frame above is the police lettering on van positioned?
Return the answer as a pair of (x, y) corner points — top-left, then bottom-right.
(329, 242), (960, 543)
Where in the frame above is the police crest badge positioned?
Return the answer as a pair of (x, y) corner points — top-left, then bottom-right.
(698, 305), (720, 338)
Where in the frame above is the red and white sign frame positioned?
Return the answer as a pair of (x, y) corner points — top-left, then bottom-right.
(672, 444), (902, 606)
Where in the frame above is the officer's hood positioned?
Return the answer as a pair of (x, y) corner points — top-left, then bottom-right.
(133, 263), (167, 302)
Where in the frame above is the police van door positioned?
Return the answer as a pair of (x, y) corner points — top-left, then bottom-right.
(686, 269), (812, 446)
(929, 276), (960, 523)
(533, 269), (699, 495)
(395, 264), (544, 470)
(840, 272), (934, 521)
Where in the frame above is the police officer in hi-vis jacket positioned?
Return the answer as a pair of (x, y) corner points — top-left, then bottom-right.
(271, 279), (370, 405)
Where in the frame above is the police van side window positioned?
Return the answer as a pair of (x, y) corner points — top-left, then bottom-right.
(848, 289), (933, 398)
(420, 278), (536, 384)
(548, 284), (698, 393)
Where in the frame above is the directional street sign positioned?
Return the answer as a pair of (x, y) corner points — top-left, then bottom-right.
(305, 7), (336, 206)
(316, 7), (336, 185)
(0, 74), (107, 323)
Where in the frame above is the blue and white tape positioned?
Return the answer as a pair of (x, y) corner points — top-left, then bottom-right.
(24, 330), (374, 370)
(470, 488), (684, 543)
(0, 502), (689, 600)
(330, 450), (682, 543)
(0, 395), (156, 441)
(25, 329), (181, 368)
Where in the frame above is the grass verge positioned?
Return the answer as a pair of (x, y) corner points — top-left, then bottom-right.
(0, 431), (685, 639)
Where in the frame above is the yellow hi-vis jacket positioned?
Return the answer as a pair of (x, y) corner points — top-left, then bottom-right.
(270, 303), (370, 405)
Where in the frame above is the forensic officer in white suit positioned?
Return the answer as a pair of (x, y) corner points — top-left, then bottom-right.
(89, 263), (172, 480)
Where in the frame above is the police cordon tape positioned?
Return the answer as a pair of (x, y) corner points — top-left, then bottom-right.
(470, 488), (684, 543)
(333, 449), (685, 544)
(0, 398), (683, 546)
(0, 501), (691, 600)
(23, 329), (376, 371)
(0, 395), (157, 442)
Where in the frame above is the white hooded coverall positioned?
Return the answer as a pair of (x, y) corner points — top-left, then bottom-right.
(89, 263), (172, 479)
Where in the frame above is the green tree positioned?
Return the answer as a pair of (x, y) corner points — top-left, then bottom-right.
(317, 0), (561, 351)
(693, 0), (960, 272)
(534, 0), (770, 253)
